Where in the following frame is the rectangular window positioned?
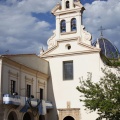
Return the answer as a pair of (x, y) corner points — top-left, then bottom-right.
(40, 88), (43, 100)
(11, 80), (16, 94)
(27, 84), (31, 98)
(63, 61), (73, 80)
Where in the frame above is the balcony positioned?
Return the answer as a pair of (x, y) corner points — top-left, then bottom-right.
(3, 94), (53, 115)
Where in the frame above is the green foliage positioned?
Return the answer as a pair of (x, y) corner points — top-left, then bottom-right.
(76, 69), (120, 120)
(100, 53), (120, 67)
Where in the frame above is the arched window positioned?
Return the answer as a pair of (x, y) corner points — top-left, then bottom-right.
(66, 1), (69, 8)
(61, 20), (66, 33)
(71, 18), (77, 31)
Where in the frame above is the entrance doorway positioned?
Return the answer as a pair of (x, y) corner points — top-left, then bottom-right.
(8, 111), (18, 120)
(63, 116), (74, 120)
(23, 112), (33, 120)
(58, 108), (80, 120)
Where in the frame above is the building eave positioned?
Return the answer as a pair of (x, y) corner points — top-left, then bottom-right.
(2, 56), (49, 80)
(41, 37), (101, 59)
(53, 7), (83, 16)
(41, 49), (101, 58)
(51, 3), (61, 15)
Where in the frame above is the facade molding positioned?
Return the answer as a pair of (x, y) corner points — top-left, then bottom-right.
(53, 8), (82, 16)
(2, 57), (49, 80)
(38, 81), (45, 88)
(8, 70), (19, 79)
(25, 76), (34, 84)
(52, 2), (84, 16)
(41, 49), (100, 58)
(61, 31), (77, 35)
(41, 36), (100, 58)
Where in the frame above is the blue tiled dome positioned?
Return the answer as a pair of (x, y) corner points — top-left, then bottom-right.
(93, 37), (119, 59)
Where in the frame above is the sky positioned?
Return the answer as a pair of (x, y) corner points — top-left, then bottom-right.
(0, 0), (120, 55)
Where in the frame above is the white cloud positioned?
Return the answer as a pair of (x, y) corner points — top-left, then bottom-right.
(0, 0), (59, 54)
(83, 0), (120, 51)
(17, 0), (59, 13)
(0, 0), (120, 55)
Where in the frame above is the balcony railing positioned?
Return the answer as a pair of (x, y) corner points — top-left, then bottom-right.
(3, 94), (53, 115)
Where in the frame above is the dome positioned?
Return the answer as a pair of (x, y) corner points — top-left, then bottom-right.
(93, 37), (119, 59)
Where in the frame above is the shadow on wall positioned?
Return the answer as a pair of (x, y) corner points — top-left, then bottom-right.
(47, 66), (58, 120)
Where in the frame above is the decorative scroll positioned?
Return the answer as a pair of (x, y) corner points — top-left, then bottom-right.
(81, 25), (92, 42)
(47, 30), (56, 49)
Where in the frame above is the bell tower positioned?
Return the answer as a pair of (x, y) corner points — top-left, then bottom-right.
(47, 0), (91, 49)
(51, 0), (85, 39)
(41, 1), (101, 120)
(61, 0), (75, 10)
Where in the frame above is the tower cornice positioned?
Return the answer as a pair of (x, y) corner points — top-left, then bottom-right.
(52, 7), (83, 16)
(51, 1), (85, 16)
(51, 3), (61, 15)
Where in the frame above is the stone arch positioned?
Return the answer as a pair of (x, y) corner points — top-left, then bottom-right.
(7, 111), (18, 120)
(23, 112), (34, 120)
(58, 108), (80, 120)
(63, 116), (75, 120)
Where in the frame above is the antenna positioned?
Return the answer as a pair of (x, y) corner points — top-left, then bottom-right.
(98, 26), (106, 37)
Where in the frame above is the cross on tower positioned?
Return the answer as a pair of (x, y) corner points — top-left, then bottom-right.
(98, 26), (106, 37)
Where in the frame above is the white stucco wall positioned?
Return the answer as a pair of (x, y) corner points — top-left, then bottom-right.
(42, 0), (104, 119)
(7, 55), (49, 75)
(42, 0), (113, 119)
(2, 64), (19, 95)
(1, 57), (48, 101)
(56, 12), (82, 40)
(46, 51), (104, 120)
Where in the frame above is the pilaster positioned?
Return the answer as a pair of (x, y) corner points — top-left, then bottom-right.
(76, 12), (82, 37)
(62, 0), (65, 10)
(56, 16), (60, 39)
(70, 0), (74, 8)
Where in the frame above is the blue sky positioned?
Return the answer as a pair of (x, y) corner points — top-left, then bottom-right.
(0, 0), (120, 55)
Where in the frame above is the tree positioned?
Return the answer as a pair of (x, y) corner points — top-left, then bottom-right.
(76, 68), (120, 120)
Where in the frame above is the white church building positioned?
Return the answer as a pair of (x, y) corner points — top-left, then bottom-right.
(0, 0), (119, 120)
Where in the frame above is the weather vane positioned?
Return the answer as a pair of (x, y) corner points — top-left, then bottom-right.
(98, 26), (106, 37)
